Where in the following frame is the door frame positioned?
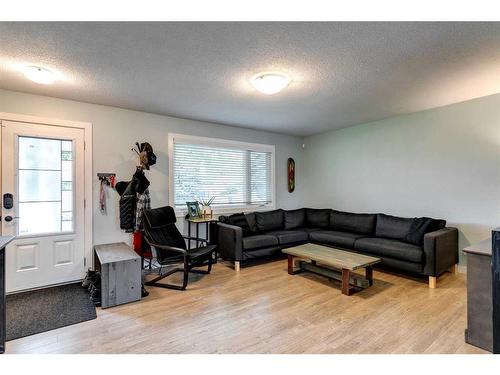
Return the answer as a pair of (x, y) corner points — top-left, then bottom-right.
(0, 112), (93, 273)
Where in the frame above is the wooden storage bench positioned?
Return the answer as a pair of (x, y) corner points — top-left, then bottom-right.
(94, 242), (141, 308)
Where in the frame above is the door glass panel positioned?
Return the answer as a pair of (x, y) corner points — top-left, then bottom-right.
(62, 161), (72, 181)
(61, 190), (73, 212)
(18, 202), (61, 235)
(19, 170), (61, 201)
(19, 137), (61, 170)
(17, 136), (74, 235)
(61, 221), (73, 232)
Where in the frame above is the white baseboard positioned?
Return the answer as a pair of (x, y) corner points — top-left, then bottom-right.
(458, 264), (467, 274)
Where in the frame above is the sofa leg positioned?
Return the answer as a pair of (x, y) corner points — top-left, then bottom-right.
(429, 276), (437, 289)
(449, 264), (458, 274)
(234, 261), (240, 272)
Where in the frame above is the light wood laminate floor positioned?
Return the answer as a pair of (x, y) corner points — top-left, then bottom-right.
(5, 259), (488, 354)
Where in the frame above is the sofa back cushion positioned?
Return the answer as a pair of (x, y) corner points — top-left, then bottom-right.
(305, 208), (330, 228)
(255, 209), (284, 232)
(245, 212), (258, 233)
(431, 219), (447, 231)
(284, 209), (306, 230)
(406, 217), (447, 245)
(375, 214), (414, 241)
(330, 210), (377, 235)
(218, 213), (252, 237)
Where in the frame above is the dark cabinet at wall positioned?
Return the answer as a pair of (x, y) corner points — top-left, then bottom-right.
(493, 229), (500, 354)
(464, 239), (493, 352)
(0, 236), (15, 354)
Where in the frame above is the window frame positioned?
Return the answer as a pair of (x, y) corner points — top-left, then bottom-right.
(168, 133), (276, 216)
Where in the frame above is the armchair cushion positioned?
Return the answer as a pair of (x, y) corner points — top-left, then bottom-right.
(330, 210), (376, 235)
(284, 208), (306, 230)
(305, 208), (330, 228)
(255, 209), (284, 232)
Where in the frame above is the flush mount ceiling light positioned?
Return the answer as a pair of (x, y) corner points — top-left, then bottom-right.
(22, 66), (57, 84)
(250, 72), (291, 95)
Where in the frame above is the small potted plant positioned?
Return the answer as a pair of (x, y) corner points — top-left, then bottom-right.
(197, 196), (215, 218)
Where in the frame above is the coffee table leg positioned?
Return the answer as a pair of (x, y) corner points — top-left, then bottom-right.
(366, 266), (373, 286)
(288, 255), (295, 275)
(342, 268), (350, 296)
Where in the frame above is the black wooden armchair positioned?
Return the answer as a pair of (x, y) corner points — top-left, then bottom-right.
(142, 206), (216, 290)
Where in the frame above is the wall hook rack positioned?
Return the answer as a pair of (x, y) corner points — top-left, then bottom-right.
(97, 173), (116, 188)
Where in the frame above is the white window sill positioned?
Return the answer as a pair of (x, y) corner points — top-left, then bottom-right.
(174, 204), (275, 218)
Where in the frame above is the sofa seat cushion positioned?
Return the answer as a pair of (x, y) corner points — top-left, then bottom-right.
(310, 230), (367, 249)
(242, 234), (279, 250)
(330, 210), (377, 235)
(242, 247), (281, 260)
(255, 209), (284, 232)
(264, 230), (309, 245)
(295, 227), (323, 234)
(354, 237), (423, 263)
(376, 257), (423, 274)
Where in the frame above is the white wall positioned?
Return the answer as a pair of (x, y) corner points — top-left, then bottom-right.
(3, 87), (498, 267)
(0, 89), (305, 245)
(303, 93), (500, 265)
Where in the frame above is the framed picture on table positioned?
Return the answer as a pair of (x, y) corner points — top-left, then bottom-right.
(186, 201), (200, 218)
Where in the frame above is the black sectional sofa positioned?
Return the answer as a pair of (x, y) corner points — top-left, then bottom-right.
(218, 208), (458, 288)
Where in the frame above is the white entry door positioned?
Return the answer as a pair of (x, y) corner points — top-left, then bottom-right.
(1, 120), (86, 293)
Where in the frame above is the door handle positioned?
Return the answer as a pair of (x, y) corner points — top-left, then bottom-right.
(4, 215), (20, 222)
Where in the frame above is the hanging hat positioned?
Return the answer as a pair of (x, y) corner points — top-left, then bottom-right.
(139, 151), (150, 170)
(140, 142), (157, 168)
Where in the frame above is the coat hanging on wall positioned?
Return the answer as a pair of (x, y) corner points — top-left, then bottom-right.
(287, 157), (295, 193)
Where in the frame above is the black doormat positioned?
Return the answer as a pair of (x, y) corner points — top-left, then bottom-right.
(6, 283), (97, 341)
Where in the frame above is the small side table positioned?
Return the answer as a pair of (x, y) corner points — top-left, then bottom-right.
(186, 216), (218, 253)
(94, 243), (141, 308)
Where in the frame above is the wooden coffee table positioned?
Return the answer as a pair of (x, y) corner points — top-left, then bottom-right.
(283, 243), (381, 296)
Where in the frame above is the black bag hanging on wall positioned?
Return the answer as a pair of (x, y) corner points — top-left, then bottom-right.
(119, 180), (137, 232)
(117, 169), (150, 232)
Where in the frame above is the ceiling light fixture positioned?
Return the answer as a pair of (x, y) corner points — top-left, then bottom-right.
(250, 72), (290, 95)
(22, 66), (57, 85)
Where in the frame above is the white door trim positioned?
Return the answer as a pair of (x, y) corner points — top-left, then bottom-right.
(0, 112), (93, 271)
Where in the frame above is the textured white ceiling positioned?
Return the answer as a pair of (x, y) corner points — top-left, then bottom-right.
(1, 22), (500, 136)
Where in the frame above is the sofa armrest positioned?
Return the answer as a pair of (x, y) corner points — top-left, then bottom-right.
(217, 222), (243, 261)
(423, 227), (459, 276)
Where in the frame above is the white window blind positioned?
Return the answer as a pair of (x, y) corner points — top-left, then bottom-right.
(171, 135), (274, 209)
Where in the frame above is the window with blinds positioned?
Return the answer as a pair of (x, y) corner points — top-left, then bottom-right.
(170, 135), (274, 210)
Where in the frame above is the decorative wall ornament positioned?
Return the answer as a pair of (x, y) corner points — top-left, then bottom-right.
(287, 157), (295, 193)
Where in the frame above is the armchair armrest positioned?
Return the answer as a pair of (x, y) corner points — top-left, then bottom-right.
(217, 222), (243, 261)
(143, 237), (187, 255)
(423, 227), (459, 276)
